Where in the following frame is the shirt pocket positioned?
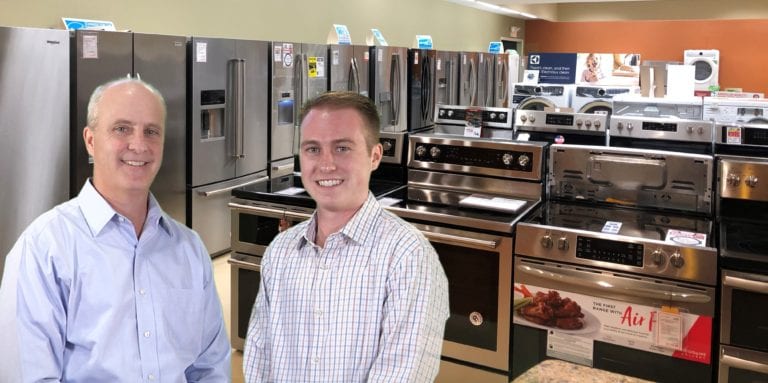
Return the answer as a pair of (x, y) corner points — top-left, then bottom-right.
(155, 288), (205, 359)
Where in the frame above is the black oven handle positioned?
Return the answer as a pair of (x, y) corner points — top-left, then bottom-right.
(228, 258), (262, 272)
(421, 231), (499, 249)
(723, 274), (768, 294)
(720, 345), (768, 375)
(518, 262), (711, 303)
(228, 202), (313, 221)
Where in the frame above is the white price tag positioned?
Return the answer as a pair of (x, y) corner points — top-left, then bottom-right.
(656, 310), (683, 350)
(82, 35), (99, 59)
(601, 221), (622, 234)
(464, 125), (481, 137)
(546, 330), (594, 367)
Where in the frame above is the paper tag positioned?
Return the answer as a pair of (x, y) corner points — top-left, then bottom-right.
(275, 187), (305, 196)
(464, 125), (481, 137)
(82, 34), (99, 59)
(378, 197), (402, 207)
(377, 48), (383, 62)
(665, 229), (706, 247)
(656, 309), (683, 350)
(332, 50), (340, 66)
(547, 330), (595, 367)
(436, 58), (442, 71)
(315, 57), (325, 77)
(601, 221), (622, 234)
(414, 51), (419, 65)
(459, 195), (527, 213)
(282, 43), (294, 68)
(273, 45), (282, 62)
(308, 56), (318, 78)
(726, 126), (742, 144)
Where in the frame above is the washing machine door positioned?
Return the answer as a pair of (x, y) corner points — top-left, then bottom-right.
(578, 100), (613, 115)
(747, 117), (768, 124)
(691, 58), (715, 83)
(518, 96), (555, 111)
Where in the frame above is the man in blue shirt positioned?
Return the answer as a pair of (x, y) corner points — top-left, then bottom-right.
(243, 92), (449, 382)
(0, 78), (231, 382)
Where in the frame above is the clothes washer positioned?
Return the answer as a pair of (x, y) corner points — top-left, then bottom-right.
(684, 49), (719, 91)
(510, 83), (572, 111)
(571, 85), (639, 115)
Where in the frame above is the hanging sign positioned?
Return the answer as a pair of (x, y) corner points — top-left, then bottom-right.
(413, 35), (433, 50)
(488, 41), (503, 54)
(327, 24), (352, 45)
(62, 17), (116, 31)
(367, 29), (388, 46)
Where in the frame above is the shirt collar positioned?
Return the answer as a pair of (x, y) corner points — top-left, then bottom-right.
(298, 192), (381, 249)
(77, 179), (172, 238)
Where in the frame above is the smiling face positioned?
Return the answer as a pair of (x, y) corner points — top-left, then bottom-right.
(83, 82), (165, 201)
(299, 106), (382, 218)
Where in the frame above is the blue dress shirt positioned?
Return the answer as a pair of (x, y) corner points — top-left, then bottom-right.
(4, 180), (231, 382)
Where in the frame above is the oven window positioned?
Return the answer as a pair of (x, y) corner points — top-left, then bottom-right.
(239, 213), (281, 247)
(731, 289), (768, 351)
(433, 242), (499, 351)
(237, 268), (261, 339)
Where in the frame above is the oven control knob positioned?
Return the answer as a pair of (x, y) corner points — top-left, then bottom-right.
(557, 237), (569, 251)
(499, 113), (507, 120)
(594, 120), (601, 129)
(627, 123), (634, 131)
(686, 126), (694, 134)
(727, 173), (741, 187)
(529, 115), (536, 123)
(576, 119), (583, 128)
(502, 153), (514, 165)
(585, 120), (592, 128)
(520, 114), (527, 123)
(698, 126), (705, 134)
(430, 146), (441, 159)
(518, 154), (530, 167)
(415, 145), (427, 158)
(382, 140), (393, 152)
(490, 112), (497, 120)
(746, 175), (759, 188)
(540, 235), (553, 249)
(616, 122), (624, 130)
(447, 110), (454, 117)
(652, 249), (665, 267)
(439, 109), (445, 117)
(670, 251), (685, 268)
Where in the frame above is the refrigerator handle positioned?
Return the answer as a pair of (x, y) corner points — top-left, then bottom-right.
(445, 60), (455, 105)
(420, 56), (430, 122)
(349, 57), (360, 94)
(390, 53), (401, 126)
(293, 53), (304, 155)
(498, 59), (508, 107)
(468, 59), (477, 106)
(485, 59), (494, 107)
(227, 59), (246, 159)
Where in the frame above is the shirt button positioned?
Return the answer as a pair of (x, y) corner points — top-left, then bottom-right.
(139, 289), (146, 295)
(319, 263), (328, 270)
(144, 331), (151, 338)
(314, 308), (323, 317)
(312, 357), (320, 364)
(148, 373), (155, 380)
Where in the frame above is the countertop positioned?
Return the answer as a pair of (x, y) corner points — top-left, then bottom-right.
(512, 359), (653, 383)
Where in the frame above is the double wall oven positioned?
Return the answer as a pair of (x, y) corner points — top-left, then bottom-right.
(715, 123), (768, 382)
(513, 144), (718, 382)
(384, 132), (546, 382)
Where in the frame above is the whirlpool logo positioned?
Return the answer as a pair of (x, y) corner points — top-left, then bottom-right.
(529, 55), (540, 65)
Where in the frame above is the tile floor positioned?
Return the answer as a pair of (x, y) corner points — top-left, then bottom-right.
(212, 254), (245, 383)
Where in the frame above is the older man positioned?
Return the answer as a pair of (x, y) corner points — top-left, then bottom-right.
(0, 78), (230, 382)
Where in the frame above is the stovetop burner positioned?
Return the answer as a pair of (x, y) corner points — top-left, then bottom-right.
(231, 174), (405, 208)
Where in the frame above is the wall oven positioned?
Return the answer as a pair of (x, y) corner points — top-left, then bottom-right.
(715, 123), (768, 382)
(384, 130), (547, 382)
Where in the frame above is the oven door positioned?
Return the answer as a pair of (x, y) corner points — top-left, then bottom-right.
(719, 345), (768, 382)
(410, 223), (513, 373)
(228, 253), (261, 351)
(721, 270), (768, 353)
(230, 201), (311, 256)
(512, 257), (715, 382)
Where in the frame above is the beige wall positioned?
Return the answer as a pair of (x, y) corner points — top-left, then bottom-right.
(556, 0), (768, 22)
(0, 0), (524, 51)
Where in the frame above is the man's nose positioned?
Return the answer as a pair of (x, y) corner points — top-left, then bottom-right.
(127, 131), (149, 152)
(319, 149), (336, 171)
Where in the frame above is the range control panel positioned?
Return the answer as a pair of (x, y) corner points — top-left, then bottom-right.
(412, 143), (534, 172)
(515, 110), (608, 135)
(609, 115), (714, 143)
(434, 105), (513, 128)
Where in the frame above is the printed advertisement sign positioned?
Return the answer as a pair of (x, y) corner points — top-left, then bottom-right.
(527, 52), (641, 86)
(527, 53), (577, 84)
(513, 283), (712, 365)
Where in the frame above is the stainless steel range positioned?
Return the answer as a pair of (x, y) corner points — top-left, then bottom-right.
(382, 132), (546, 382)
(514, 109), (609, 146)
(715, 123), (768, 382)
(513, 144), (717, 382)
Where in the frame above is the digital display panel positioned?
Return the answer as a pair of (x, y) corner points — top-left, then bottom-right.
(576, 236), (644, 267)
(642, 121), (677, 132)
(546, 114), (574, 126)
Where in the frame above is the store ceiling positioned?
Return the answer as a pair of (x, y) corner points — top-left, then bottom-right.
(445, 0), (659, 19)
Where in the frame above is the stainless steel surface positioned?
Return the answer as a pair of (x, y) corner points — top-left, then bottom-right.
(192, 171), (267, 256)
(434, 105), (513, 129)
(719, 345), (768, 380)
(515, 257), (716, 315)
(720, 269), (768, 344)
(372, 46), (407, 132)
(612, 95), (702, 119)
(493, 52), (509, 108)
(716, 123), (768, 147)
(229, 197), (312, 256)
(379, 131), (406, 164)
(718, 156), (768, 202)
(515, 222), (718, 285)
(435, 50), (458, 106)
(229, 252), (261, 350)
(328, 44), (370, 97)
(458, 52), (478, 106)
(228, 59), (246, 159)
(196, 176), (268, 197)
(476, 52), (495, 108)
(71, 30), (132, 197)
(549, 144), (714, 214)
(609, 115), (714, 142)
(0, 27), (69, 280)
(704, 97), (768, 124)
(408, 134), (546, 181)
(515, 110), (608, 136)
(408, 49), (436, 131)
(270, 41), (299, 166)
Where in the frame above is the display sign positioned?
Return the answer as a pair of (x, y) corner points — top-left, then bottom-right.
(62, 17), (116, 31)
(414, 35), (433, 49)
(528, 52), (641, 86)
(369, 29), (388, 46)
(527, 53), (578, 84)
(513, 283), (712, 365)
(327, 24), (352, 45)
(488, 41), (503, 54)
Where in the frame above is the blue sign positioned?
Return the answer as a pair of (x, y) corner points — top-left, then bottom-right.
(416, 35), (433, 50)
(62, 17), (115, 31)
(527, 52), (578, 84)
(488, 41), (503, 54)
(333, 24), (352, 45)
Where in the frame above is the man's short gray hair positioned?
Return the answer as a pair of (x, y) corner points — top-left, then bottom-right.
(86, 77), (167, 129)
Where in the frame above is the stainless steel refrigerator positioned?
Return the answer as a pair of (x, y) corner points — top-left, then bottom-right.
(370, 46), (408, 132)
(459, 51), (478, 106)
(0, 27), (69, 281)
(407, 48), (436, 132)
(328, 44), (370, 97)
(435, 50), (459, 106)
(70, 30), (187, 224)
(268, 42), (329, 181)
(476, 52), (496, 107)
(494, 52), (510, 107)
(188, 37), (269, 256)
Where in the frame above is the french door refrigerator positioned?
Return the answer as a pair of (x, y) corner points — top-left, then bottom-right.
(70, 30), (187, 224)
(188, 37), (269, 256)
(476, 52), (496, 107)
(435, 50), (459, 106)
(0, 27), (69, 282)
(459, 51), (478, 106)
(328, 44), (370, 97)
(370, 46), (408, 132)
(269, 42), (328, 181)
(407, 48), (436, 132)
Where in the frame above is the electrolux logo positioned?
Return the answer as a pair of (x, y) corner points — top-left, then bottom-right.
(529, 55), (540, 65)
(46, 40), (61, 45)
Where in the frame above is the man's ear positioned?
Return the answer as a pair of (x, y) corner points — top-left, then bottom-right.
(83, 126), (95, 156)
(370, 143), (383, 172)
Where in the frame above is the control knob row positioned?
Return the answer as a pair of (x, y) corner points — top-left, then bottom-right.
(540, 235), (569, 251)
(414, 145), (442, 159)
(685, 126), (706, 134)
(576, 119), (602, 129)
(652, 249), (684, 268)
(615, 122), (634, 131)
(502, 153), (530, 167)
(727, 173), (759, 188)
(519, 114), (535, 123)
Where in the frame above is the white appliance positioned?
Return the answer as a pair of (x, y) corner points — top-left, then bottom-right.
(510, 83), (572, 111)
(612, 94), (703, 119)
(571, 85), (639, 114)
(684, 49), (720, 91)
(703, 97), (768, 124)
